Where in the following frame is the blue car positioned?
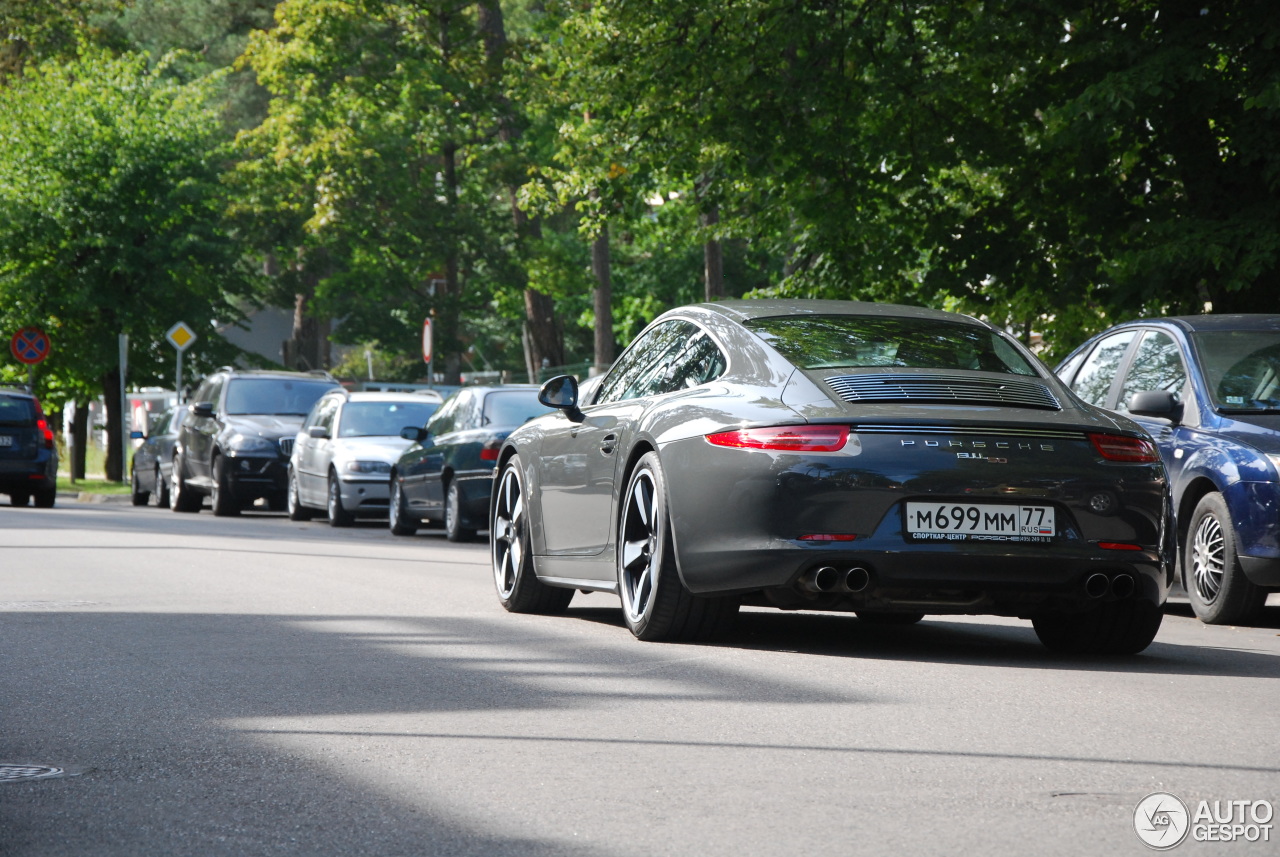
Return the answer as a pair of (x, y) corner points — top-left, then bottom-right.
(390, 385), (549, 542)
(1056, 315), (1280, 624)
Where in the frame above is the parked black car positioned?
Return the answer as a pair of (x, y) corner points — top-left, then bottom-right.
(130, 406), (181, 507)
(1056, 314), (1280, 625)
(491, 300), (1174, 654)
(170, 368), (340, 515)
(0, 384), (58, 508)
(390, 385), (547, 541)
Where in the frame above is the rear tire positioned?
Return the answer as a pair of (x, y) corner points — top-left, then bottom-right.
(1032, 599), (1163, 655)
(287, 468), (314, 521)
(617, 452), (738, 642)
(389, 478), (418, 536)
(492, 455), (573, 614)
(444, 480), (476, 543)
(130, 467), (149, 506)
(33, 482), (56, 508)
(327, 472), (354, 527)
(210, 455), (240, 517)
(153, 464), (170, 508)
(1185, 493), (1267, 626)
(10, 492), (30, 507)
(170, 455), (201, 513)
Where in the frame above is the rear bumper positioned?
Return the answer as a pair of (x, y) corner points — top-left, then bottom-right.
(0, 456), (57, 494)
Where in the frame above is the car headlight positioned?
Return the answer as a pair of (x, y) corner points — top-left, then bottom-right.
(227, 434), (277, 454)
(345, 460), (392, 474)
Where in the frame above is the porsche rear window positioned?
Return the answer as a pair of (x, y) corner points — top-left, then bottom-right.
(746, 314), (1039, 376)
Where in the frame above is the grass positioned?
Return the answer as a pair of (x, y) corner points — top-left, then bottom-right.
(57, 443), (131, 494)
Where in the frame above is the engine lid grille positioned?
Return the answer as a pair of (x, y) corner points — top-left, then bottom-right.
(826, 373), (1060, 410)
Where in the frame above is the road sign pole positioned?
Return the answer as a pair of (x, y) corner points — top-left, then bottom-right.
(119, 333), (129, 483)
(176, 349), (183, 404)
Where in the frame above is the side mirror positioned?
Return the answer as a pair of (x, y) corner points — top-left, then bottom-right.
(129, 430), (144, 440)
(1128, 390), (1182, 422)
(400, 426), (429, 443)
(308, 426), (330, 439)
(539, 374), (579, 410)
(189, 402), (215, 418)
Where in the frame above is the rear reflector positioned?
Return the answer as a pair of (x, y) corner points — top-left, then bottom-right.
(798, 534), (857, 542)
(1098, 542), (1142, 551)
(1088, 433), (1159, 463)
(706, 425), (849, 452)
(479, 447), (500, 461)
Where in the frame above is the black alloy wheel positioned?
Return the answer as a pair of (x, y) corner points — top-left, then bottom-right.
(389, 478), (418, 536)
(130, 466), (149, 506)
(491, 455), (572, 614)
(444, 480), (476, 543)
(210, 455), (241, 517)
(1185, 493), (1267, 625)
(617, 452), (738, 642)
(153, 464), (170, 508)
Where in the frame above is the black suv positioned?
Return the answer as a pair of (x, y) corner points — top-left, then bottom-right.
(0, 385), (58, 508)
(170, 368), (340, 515)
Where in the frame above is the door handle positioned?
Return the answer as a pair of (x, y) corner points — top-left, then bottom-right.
(600, 433), (618, 455)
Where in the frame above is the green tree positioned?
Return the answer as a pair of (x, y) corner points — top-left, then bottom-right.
(0, 50), (257, 479)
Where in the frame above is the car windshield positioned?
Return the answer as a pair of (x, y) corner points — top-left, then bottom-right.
(746, 314), (1040, 375)
(1194, 330), (1280, 412)
(0, 395), (36, 426)
(224, 378), (338, 416)
(481, 391), (547, 427)
(337, 401), (441, 437)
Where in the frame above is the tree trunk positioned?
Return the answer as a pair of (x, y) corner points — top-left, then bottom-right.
(702, 203), (724, 301)
(102, 366), (122, 482)
(283, 250), (331, 371)
(478, 0), (565, 377)
(592, 227), (614, 372)
(71, 401), (88, 482)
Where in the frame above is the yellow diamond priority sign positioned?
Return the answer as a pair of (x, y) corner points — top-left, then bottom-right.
(166, 321), (197, 352)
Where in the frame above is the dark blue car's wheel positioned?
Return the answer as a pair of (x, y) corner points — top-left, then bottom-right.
(617, 452), (737, 642)
(492, 455), (571, 614)
(1186, 493), (1266, 626)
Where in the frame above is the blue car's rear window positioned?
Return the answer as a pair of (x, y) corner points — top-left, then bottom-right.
(0, 395), (37, 426)
(746, 314), (1039, 376)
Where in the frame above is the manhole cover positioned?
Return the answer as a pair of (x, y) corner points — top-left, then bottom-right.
(0, 765), (64, 782)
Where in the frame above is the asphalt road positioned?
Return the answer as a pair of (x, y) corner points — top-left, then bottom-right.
(2, 501), (1278, 856)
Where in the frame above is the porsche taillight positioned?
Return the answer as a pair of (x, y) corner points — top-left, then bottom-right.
(1088, 433), (1159, 463)
(705, 425), (849, 452)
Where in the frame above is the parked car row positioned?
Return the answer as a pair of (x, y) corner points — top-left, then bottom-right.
(105, 303), (1278, 652)
(129, 366), (547, 544)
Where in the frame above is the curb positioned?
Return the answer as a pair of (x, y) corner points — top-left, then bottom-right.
(56, 492), (132, 505)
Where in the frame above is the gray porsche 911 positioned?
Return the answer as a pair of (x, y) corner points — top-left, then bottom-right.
(491, 300), (1174, 654)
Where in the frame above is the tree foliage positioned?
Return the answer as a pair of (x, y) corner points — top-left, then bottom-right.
(0, 50), (256, 474)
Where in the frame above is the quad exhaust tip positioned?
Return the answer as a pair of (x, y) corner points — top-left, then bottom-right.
(1084, 572), (1136, 600)
(798, 565), (872, 594)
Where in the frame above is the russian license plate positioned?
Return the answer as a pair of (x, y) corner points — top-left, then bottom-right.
(0, 435), (12, 447)
(905, 502), (1056, 542)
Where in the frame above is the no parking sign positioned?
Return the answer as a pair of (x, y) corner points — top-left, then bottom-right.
(10, 327), (50, 365)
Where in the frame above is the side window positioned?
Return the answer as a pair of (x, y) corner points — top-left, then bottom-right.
(664, 331), (727, 392)
(303, 397), (329, 430)
(1118, 331), (1188, 413)
(596, 321), (698, 404)
(428, 394), (462, 436)
(204, 378), (225, 409)
(1070, 331), (1136, 408)
(315, 398), (340, 431)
